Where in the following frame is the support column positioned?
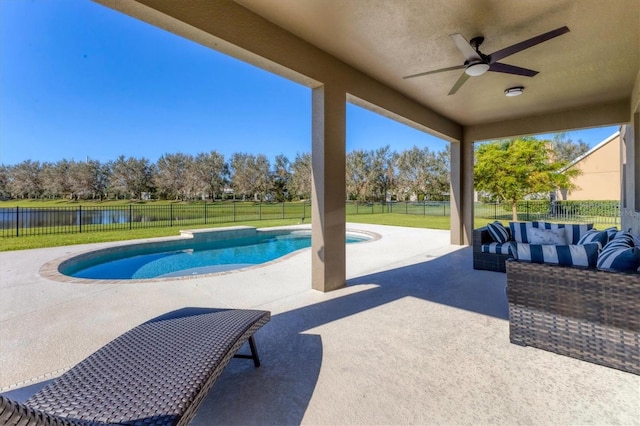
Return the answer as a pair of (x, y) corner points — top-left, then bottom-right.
(311, 84), (346, 292)
(450, 138), (474, 245)
(621, 111), (640, 234)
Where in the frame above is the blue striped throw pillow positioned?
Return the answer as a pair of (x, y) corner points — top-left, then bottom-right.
(486, 221), (509, 243)
(564, 223), (594, 245)
(481, 242), (512, 255)
(603, 239), (634, 250)
(577, 230), (608, 249)
(597, 246), (640, 273)
(603, 227), (619, 242)
(514, 242), (599, 268)
(611, 231), (636, 246)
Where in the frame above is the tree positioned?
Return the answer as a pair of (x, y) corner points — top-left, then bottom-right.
(108, 156), (154, 199)
(8, 160), (43, 199)
(188, 151), (228, 200)
(370, 146), (398, 201)
(41, 160), (73, 199)
(272, 154), (291, 201)
(155, 153), (192, 200)
(253, 154), (271, 201)
(551, 132), (590, 164)
(346, 149), (373, 201)
(229, 153), (271, 201)
(0, 165), (10, 199)
(70, 160), (108, 200)
(289, 152), (312, 200)
(474, 138), (579, 220)
(396, 146), (448, 201)
(429, 145), (450, 201)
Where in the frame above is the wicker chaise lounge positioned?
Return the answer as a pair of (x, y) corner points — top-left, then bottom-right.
(0, 308), (271, 426)
(506, 259), (639, 375)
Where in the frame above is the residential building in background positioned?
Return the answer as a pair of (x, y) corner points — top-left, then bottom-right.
(559, 131), (621, 200)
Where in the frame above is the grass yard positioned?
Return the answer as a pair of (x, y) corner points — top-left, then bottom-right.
(0, 199), (620, 251)
(0, 214), (450, 251)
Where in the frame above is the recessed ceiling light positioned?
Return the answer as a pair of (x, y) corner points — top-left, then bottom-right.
(505, 86), (524, 97)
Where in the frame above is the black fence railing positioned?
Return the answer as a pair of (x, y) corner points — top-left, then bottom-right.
(473, 200), (620, 225)
(0, 200), (620, 238)
(345, 201), (451, 216)
(0, 202), (310, 237)
(346, 200), (620, 225)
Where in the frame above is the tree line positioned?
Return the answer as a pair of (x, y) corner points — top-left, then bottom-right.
(0, 133), (588, 205)
(0, 146), (450, 202)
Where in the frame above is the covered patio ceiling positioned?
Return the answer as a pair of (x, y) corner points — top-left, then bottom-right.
(237, 0), (638, 131)
(99, 0), (639, 142)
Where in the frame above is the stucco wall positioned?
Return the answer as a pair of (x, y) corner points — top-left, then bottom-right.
(562, 134), (620, 200)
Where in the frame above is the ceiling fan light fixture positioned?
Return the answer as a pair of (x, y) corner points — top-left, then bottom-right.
(505, 86), (524, 97)
(465, 62), (490, 76)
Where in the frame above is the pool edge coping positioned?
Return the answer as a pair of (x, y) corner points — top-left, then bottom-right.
(39, 225), (381, 284)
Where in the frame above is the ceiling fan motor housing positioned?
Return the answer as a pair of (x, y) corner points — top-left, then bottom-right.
(469, 36), (485, 50)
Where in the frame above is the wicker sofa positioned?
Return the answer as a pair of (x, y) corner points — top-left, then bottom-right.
(473, 226), (512, 272)
(506, 259), (640, 375)
(474, 221), (596, 273)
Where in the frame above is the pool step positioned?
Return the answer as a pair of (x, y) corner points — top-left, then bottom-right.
(180, 226), (258, 242)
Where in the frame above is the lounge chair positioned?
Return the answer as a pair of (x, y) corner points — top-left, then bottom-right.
(0, 308), (270, 425)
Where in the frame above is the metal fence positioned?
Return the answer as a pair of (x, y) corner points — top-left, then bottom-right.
(346, 200), (620, 225)
(345, 201), (450, 216)
(0, 200), (620, 238)
(0, 202), (310, 237)
(473, 200), (620, 225)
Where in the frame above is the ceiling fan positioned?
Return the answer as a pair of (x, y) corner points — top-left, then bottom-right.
(403, 26), (570, 95)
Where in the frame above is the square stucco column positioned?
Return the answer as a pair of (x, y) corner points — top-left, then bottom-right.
(621, 111), (640, 234)
(311, 85), (346, 292)
(450, 140), (474, 245)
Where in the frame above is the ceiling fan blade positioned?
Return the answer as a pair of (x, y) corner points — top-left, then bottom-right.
(450, 33), (482, 61)
(489, 26), (570, 63)
(403, 64), (466, 79)
(489, 62), (538, 77)
(448, 72), (471, 95)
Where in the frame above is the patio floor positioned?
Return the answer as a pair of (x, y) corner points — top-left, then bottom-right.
(0, 224), (638, 425)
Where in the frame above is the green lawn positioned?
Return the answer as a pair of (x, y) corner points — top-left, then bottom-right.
(0, 214), (448, 251)
(347, 213), (450, 229)
(0, 199), (620, 251)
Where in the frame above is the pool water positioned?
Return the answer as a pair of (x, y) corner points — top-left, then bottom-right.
(62, 231), (370, 280)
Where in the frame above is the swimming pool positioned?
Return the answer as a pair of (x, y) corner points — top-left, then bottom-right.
(59, 226), (374, 280)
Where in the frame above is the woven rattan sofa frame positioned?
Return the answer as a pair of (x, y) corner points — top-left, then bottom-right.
(0, 308), (271, 426)
(506, 259), (640, 375)
(473, 226), (511, 272)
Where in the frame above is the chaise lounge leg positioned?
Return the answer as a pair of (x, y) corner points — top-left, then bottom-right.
(233, 336), (261, 367)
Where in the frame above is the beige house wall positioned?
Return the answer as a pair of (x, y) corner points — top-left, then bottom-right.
(561, 133), (621, 201)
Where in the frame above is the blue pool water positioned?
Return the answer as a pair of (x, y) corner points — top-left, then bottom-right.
(62, 231), (370, 280)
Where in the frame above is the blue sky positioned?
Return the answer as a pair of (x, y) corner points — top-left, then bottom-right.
(0, 0), (619, 167)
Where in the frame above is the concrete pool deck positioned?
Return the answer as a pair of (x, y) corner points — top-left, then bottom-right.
(0, 223), (638, 425)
